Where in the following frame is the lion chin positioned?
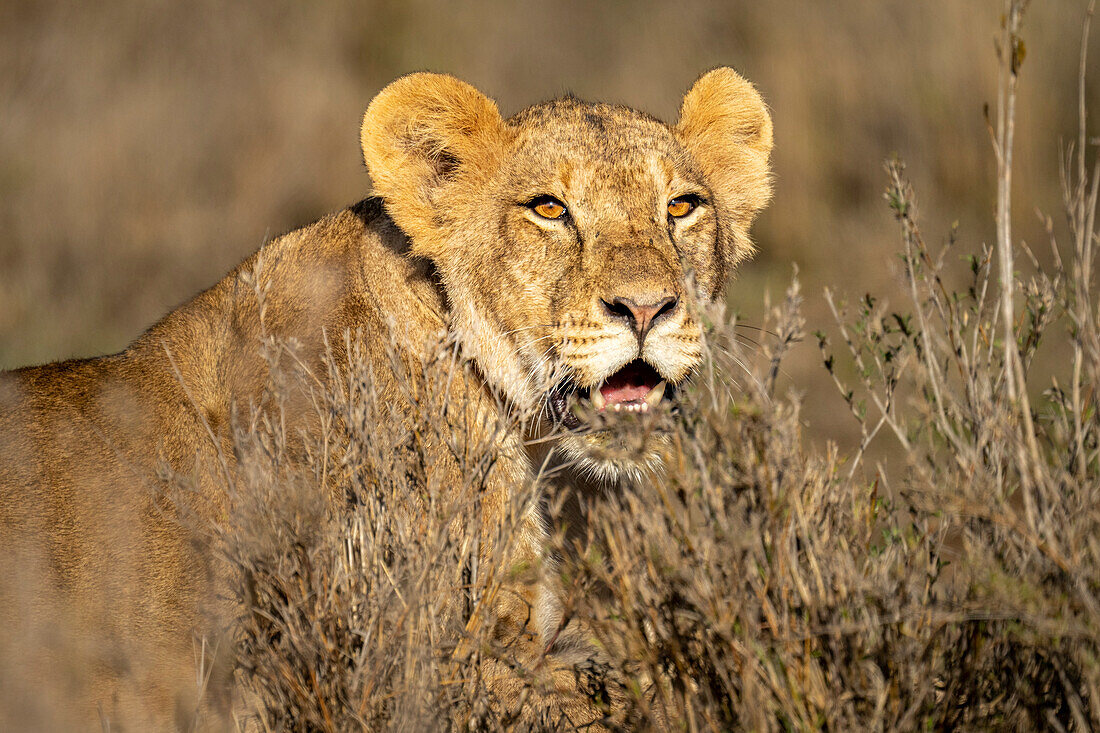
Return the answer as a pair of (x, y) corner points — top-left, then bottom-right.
(544, 357), (685, 483)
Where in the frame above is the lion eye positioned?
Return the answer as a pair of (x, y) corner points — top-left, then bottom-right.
(668, 195), (701, 218)
(529, 196), (567, 220)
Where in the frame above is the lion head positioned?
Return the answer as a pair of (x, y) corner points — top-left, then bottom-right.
(360, 70), (773, 479)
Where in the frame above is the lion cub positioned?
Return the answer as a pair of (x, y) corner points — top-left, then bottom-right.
(0, 69), (771, 728)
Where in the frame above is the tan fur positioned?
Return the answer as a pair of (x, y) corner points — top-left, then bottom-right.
(0, 69), (772, 728)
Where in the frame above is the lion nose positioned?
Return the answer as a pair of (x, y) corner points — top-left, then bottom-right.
(600, 295), (679, 342)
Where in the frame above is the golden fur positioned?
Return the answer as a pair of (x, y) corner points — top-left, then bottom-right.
(0, 69), (772, 728)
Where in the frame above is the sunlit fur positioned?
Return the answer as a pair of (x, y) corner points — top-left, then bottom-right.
(363, 71), (773, 480)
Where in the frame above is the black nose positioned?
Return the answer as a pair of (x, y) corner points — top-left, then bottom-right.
(600, 295), (679, 342)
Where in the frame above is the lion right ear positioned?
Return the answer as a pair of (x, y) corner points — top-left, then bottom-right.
(676, 68), (773, 274)
(361, 73), (506, 257)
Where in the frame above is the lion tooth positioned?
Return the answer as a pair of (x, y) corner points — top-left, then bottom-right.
(612, 403), (622, 412)
(590, 385), (607, 412)
(644, 380), (667, 408)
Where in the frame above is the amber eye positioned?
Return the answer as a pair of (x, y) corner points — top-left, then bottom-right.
(668, 195), (701, 218)
(528, 195), (567, 220)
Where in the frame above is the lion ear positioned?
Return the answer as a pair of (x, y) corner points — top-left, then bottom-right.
(676, 67), (773, 272)
(361, 73), (506, 255)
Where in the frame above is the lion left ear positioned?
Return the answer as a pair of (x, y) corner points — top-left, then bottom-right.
(676, 67), (773, 273)
(361, 73), (507, 257)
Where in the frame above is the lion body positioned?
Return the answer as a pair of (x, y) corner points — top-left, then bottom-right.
(0, 70), (771, 728)
(0, 200), (448, 727)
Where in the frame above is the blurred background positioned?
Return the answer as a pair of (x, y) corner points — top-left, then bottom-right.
(1, 0), (1096, 457)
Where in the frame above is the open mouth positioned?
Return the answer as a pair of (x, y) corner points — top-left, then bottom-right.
(548, 359), (676, 430)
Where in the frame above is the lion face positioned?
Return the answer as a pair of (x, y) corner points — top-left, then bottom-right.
(450, 105), (716, 478)
(361, 70), (773, 479)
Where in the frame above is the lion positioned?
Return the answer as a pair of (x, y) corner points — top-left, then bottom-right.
(0, 68), (772, 729)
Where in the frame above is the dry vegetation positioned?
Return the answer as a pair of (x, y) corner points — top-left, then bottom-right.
(3, 1), (1100, 731)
